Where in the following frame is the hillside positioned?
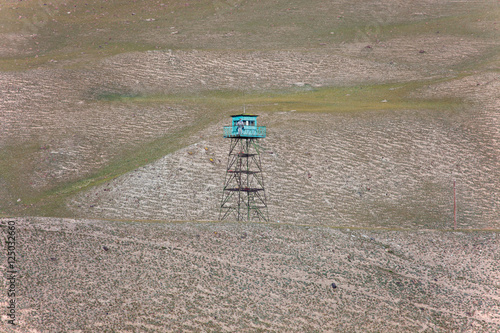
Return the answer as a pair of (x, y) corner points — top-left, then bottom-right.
(2, 217), (500, 332)
(1, 0), (499, 222)
(1, 0), (499, 331)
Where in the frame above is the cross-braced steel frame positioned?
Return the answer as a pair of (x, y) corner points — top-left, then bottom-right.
(219, 138), (269, 222)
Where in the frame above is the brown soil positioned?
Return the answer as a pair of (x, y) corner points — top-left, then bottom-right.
(1, 0), (499, 331)
(1, 217), (499, 332)
(69, 100), (500, 230)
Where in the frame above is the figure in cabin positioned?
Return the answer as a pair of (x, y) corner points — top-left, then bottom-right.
(223, 114), (265, 138)
(237, 118), (244, 136)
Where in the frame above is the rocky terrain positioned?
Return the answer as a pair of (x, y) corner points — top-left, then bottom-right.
(0, 0), (499, 331)
(1, 217), (499, 332)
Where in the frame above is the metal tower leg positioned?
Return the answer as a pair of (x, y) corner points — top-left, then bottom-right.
(219, 138), (269, 222)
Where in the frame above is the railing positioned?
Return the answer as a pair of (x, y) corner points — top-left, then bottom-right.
(223, 126), (266, 138)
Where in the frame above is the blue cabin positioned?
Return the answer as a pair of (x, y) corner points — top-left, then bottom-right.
(223, 114), (266, 138)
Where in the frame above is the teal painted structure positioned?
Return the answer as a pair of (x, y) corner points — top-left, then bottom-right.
(219, 113), (269, 222)
(223, 114), (266, 138)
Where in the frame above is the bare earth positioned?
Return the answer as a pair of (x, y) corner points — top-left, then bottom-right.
(1, 0), (499, 331)
(1, 217), (499, 332)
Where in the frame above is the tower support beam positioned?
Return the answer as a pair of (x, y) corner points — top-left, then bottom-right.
(219, 137), (269, 222)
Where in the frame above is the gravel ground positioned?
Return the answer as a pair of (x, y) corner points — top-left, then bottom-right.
(1, 217), (499, 332)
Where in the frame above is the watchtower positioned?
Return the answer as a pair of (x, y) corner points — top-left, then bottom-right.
(219, 114), (269, 221)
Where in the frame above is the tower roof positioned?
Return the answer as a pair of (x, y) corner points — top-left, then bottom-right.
(231, 114), (258, 117)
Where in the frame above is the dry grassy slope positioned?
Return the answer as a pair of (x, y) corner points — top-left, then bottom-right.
(69, 99), (500, 230)
(1, 0), (499, 217)
(96, 49), (422, 92)
(1, 217), (499, 332)
(0, 1), (499, 331)
(0, 48), (423, 215)
(1, 0), (497, 61)
(0, 66), (197, 188)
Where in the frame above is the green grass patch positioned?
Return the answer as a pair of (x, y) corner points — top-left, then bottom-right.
(92, 82), (463, 114)
(0, 143), (41, 199)
(343, 5), (500, 42)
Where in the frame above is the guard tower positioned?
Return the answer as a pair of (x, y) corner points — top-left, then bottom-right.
(219, 114), (269, 221)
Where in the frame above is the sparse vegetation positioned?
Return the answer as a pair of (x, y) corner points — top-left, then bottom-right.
(2, 217), (499, 332)
(1, 0), (499, 331)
